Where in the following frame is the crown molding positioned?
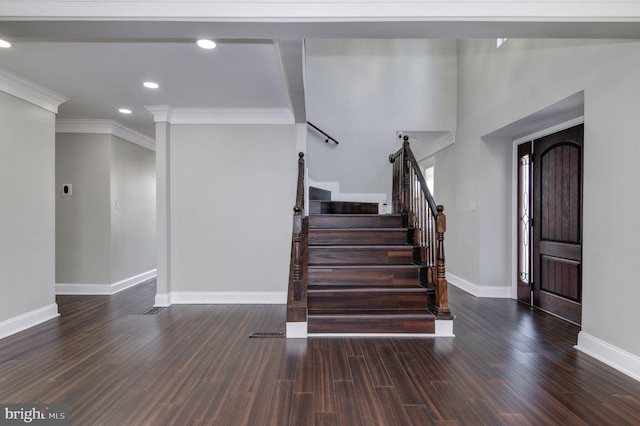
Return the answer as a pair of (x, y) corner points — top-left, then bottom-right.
(0, 67), (67, 114)
(56, 119), (156, 151)
(415, 131), (456, 161)
(145, 106), (295, 125)
(145, 105), (171, 123)
(1, 1), (639, 21)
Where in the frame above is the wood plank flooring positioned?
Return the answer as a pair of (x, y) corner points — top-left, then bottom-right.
(1, 281), (640, 425)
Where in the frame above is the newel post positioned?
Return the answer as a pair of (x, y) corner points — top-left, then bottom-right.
(435, 205), (451, 316)
(287, 152), (307, 324)
(401, 140), (411, 214)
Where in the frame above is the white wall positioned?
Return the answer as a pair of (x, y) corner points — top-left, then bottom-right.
(0, 91), (57, 327)
(305, 39), (457, 196)
(436, 39), (640, 360)
(56, 133), (112, 283)
(169, 124), (297, 299)
(56, 132), (156, 291)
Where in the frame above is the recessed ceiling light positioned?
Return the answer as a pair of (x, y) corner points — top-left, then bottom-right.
(118, 108), (132, 114)
(0, 39), (11, 48)
(143, 81), (159, 89)
(197, 39), (216, 49)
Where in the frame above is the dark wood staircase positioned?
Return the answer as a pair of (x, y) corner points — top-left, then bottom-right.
(287, 150), (451, 338)
(306, 210), (436, 334)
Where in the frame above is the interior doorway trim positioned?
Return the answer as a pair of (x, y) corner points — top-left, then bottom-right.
(510, 115), (584, 299)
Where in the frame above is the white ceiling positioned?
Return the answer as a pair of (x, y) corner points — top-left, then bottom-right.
(0, 37), (292, 138)
(1, 14), (640, 140)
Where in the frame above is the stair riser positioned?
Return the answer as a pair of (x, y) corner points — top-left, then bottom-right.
(308, 247), (414, 266)
(308, 267), (422, 287)
(309, 229), (409, 245)
(308, 290), (427, 310)
(309, 215), (405, 229)
(311, 201), (379, 215)
(308, 316), (435, 334)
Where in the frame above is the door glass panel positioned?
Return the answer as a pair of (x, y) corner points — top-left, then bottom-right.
(519, 154), (531, 283)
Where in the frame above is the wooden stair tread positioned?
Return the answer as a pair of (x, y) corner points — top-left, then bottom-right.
(308, 214), (406, 229)
(308, 264), (420, 269)
(308, 309), (434, 317)
(309, 244), (411, 249)
(310, 227), (407, 231)
(310, 214), (403, 218)
(308, 287), (427, 293)
(299, 211), (440, 334)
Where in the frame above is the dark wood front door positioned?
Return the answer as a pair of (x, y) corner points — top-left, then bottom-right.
(532, 124), (583, 325)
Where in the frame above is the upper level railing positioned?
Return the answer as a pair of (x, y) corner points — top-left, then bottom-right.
(307, 121), (339, 144)
(390, 136), (450, 317)
(287, 152), (308, 324)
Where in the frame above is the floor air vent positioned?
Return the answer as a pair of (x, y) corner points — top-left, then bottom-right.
(142, 306), (165, 315)
(249, 332), (285, 338)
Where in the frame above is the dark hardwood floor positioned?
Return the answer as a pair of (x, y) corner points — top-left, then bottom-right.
(1, 281), (639, 425)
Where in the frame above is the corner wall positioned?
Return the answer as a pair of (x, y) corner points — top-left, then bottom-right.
(436, 39), (640, 374)
(0, 91), (58, 337)
(168, 124), (298, 302)
(110, 135), (157, 284)
(305, 39), (457, 197)
(55, 131), (156, 294)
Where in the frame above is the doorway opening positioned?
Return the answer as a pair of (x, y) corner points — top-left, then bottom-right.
(516, 124), (584, 325)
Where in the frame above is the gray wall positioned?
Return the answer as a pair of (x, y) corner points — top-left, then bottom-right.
(56, 133), (156, 286)
(436, 39), (640, 356)
(0, 91), (56, 323)
(56, 133), (111, 283)
(305, 39), (457, 196)
(169, 124), (297, 294)
(110, 136), (156, 283)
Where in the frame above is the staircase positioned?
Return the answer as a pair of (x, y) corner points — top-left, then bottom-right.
(286, 144), (452, 338)
(306, 208), (436, 334)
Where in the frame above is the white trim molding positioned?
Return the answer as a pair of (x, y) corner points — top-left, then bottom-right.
(447, 272), (511, 298)
(0, 67), (67, 114)
(1, 1), (640, 20)
(415, 132), (456, 161)
(576, 332), (640, 382)
(56, 269), (157, 295)
(155, 293), (172, 307)
(168, 291), (287, 304)
(513, 115), (585, 145)
(145, 105), (294, 125)
(0, 303), (59, 340)
(56, 119), (156, 151)
(435, 319), (455, 337)
(286, 321), (308, 338)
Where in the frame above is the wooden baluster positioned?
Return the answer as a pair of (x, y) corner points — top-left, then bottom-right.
(435, 205), (451, 316)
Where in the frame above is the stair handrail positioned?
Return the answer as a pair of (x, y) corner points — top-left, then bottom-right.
(390, 136), (451, 317)
(307, 121), (339, 145)
(287, 152), (308, 325)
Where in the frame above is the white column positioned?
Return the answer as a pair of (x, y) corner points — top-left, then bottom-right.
(153, 118), (172, 306)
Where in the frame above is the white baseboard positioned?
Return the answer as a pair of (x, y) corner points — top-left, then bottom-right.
(0, 303), (60, 340)
(169, 291), (287, 304)
(56, 269), (157, 295)
(308, 332), (450, 338)
(575, 332), (640, 382)
(155, 293), (172, 307)
(446, 272), (511, 298)
(286, 321), (308, 338)
(435, 319), (455, 337)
